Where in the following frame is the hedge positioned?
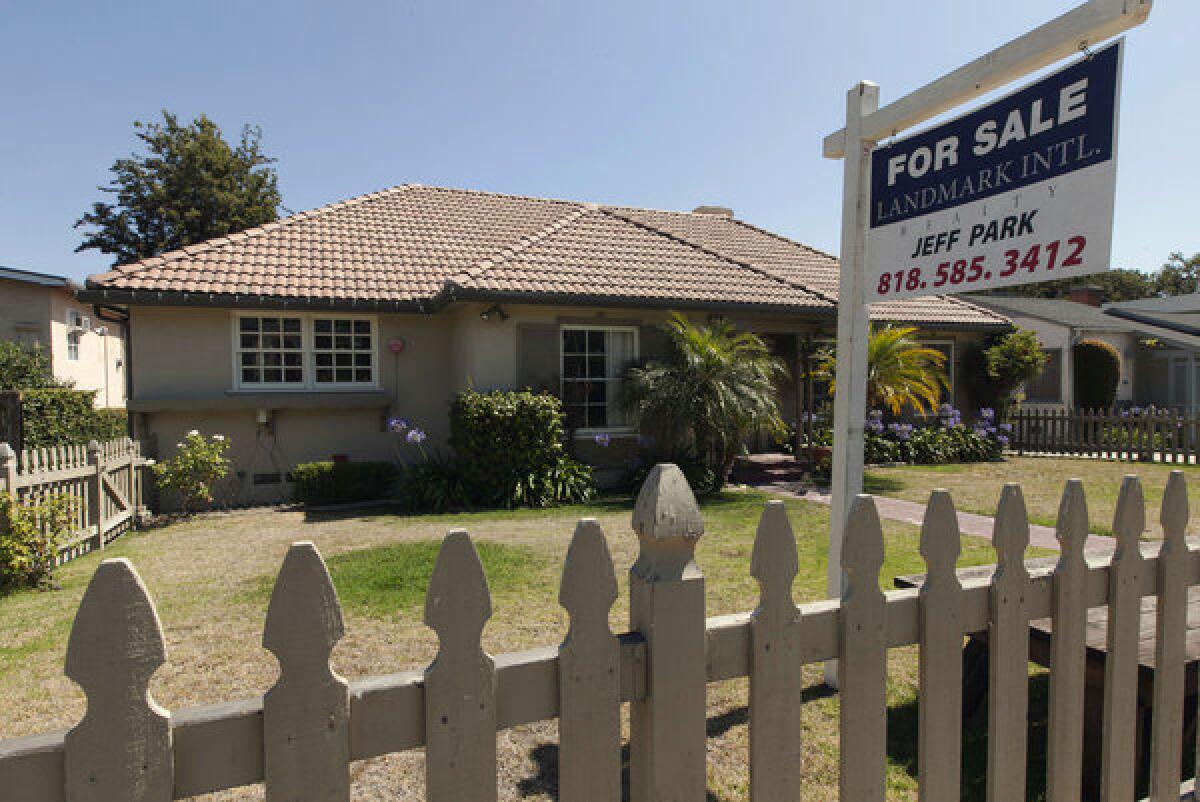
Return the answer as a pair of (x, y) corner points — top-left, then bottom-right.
(291, 461), (399, 506)
(1073, 339), (1121, 410)
(20, 389), (127, 448)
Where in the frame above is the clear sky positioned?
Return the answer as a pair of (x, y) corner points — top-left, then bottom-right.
(2, 1), (1195, 282)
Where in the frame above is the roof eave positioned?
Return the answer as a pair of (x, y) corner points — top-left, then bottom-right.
(77, 287), (431, 314)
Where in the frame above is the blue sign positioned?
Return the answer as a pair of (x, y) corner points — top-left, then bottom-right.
(870, 41), (1120, 229)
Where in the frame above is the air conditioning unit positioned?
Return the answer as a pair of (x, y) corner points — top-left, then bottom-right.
(79, 316), (92, 332)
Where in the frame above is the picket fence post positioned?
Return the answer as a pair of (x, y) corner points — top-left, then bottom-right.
(87, 439), (104, 548)
(840, 494), (887, 802)
(749, 500), (804, 801)
(1149, 472), (1189, 800)
(0, 442), (15, 498)
(558, 519), (621, 802)
(64, 558), (172, 801)
(262, 542), (350, 800)
(628, 463), (707, 802)
(423, 530), (497, 802)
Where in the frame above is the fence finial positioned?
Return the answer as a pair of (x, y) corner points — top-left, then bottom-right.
(920, 490), (960, 578)
(992, 484), (1030, 570)
(1160, 471), (1188, 547)
(1112, 475), (1145, 548)
(751, 499), (798, 612)
(631, 463), (704, 582)
(1055, 479), (1089, 554)
(64, 558), (171, 801)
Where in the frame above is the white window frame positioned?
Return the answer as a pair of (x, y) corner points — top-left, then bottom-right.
(231, 312), (380, 392)
(559, 324), (639, 434)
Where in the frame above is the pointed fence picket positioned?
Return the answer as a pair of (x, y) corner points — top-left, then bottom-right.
(1009, 407), (1200, 464)
(3, 463), (1200, 801)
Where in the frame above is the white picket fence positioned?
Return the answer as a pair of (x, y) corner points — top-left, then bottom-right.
(0, 463), (1196, 801)
(0, 437), (151, 563)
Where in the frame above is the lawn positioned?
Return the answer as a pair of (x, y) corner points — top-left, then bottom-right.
(1, 489), (1043, 801)
(865, 455), (1200, 539)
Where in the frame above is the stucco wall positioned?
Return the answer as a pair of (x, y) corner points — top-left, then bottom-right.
(0, 278), (51, 347)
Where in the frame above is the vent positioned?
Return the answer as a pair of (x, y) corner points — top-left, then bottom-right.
(692, 205), (733, 218)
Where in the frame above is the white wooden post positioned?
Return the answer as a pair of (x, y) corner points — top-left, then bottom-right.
(1150, 472), (1188, 800)
(262, 542), (350, 801)
(839, 494), (887, 802)
(749, 500), (804, 801)
(87, 439), (104, 549)
(826, 79), (879, 687)
(557, 519), (621, 802)
(423, 530), (497, 802)
(0, 443), (15, 498)
(918, 491), (964, 802)
(988, 484), (1032, 802)
(1046, 480), (1089, 802)
(628, 463), (707, 802)
(64, 558), (172, 801)
(1101, 476), (1146, 802)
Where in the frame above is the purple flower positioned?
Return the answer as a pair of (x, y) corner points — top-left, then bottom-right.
(996, 434), (1010, 446)
(979, 407), (995, 419)
(406, 429), (427, 444)
(998, 422), (1013, 433)
(594, 433), (611, 447)
(388, 417), (411, 433)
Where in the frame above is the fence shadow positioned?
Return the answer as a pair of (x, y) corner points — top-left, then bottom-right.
(885, 671), (1051, 801)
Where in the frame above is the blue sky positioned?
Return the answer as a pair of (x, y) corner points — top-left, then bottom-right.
(2, 1), (1194, 282)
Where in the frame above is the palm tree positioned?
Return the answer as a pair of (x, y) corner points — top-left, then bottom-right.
(622, 312), (787, 486)
(819, 325), (948, 415)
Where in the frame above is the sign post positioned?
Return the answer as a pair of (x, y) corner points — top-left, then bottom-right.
(822, 0), (1151, 688)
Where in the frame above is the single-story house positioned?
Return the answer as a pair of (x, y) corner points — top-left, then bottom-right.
(1104, 293), (1200, 411)
(1, 266), (127, 408)
(80, 184), (1009, 504)
(969, 288), (1200, 411)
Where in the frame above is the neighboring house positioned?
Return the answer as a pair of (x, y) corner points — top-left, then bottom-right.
(1105, 293), (1200, 411)
(970, 288), (1200, 411)
(81, 185), (1008, 503)
(0, 266), (127, 408)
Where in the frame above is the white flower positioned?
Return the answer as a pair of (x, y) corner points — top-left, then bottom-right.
(212, 434), (225, 441)
(187, 429), (200, 437)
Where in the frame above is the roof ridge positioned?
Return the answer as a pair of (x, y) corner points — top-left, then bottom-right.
(601, 206), (835, 306)
(88, 184), (423, 285)
(447, 202), (592, 287)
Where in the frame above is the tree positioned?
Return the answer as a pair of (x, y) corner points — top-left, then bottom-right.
(818, 325), (948, 416)
(1073, 339), (1121, 410)
(984, 268), (1156, 302)
(971, 329), (1046, 415)
(622, 313), (787, 485)
(0, 342), (67, 391)
(1154, 252), (1200, 297)
(76, 111), (282, 265)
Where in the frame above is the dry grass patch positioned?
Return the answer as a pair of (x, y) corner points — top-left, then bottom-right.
(1, 490), (1040, 800)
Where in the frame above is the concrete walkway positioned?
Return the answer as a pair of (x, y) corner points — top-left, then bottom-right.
(761, 483), (1115, 554)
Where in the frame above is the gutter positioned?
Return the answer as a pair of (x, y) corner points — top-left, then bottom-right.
(1105, 307), (1200, 338)
(77, 286), (429, 314)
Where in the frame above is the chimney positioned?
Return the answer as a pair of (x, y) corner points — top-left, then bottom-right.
(692, 205), (733, 218)
(1067, 285), (1105, 307)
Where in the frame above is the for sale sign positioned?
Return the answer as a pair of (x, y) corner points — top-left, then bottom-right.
(865, 40), (1122, 301)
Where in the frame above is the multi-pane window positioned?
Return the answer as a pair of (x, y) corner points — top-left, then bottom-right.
(237, 316), (305, 386)
(66, 310), (81, 360)
(561, 327), (637, 430)
(234, 315), (376, 389)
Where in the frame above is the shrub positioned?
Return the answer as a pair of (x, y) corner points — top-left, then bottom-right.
(1073, 339), (1121, 410)
(964, 330), (1046, 416)
(151, 430), (231, 513)
(392, 452), (476, 514)
(291, 460), (399, 506)
(626, 449), (719, 497)
(440, 390), (594, 508)
(0, 342), (64, 391)
(0, 494), (74, 591)
(20, 388), (127, 448)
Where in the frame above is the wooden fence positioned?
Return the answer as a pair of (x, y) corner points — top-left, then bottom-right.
(1009, 406), (1200, 464)
(0, 436), (151, 563)
(0, 463), (1197, 801)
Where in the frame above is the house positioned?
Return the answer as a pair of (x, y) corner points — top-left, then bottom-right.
(970, 287), (1200, 411)
(0, 266), (127, 408)
(1105, 293), (1200, 411)
(80, 185), (1009, 503)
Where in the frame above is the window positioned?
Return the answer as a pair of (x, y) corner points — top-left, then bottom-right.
(233, 314), (376, 390)
(66, 310), (81, 360)
(561, 326), (637, 430)
(238, 316), (305, 386)
(1025, 348), (1063, 402)
(313, 318), (374, 386)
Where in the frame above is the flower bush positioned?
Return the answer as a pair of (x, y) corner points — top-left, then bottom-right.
(151, 430), (231, 513)
(0, 493), (75, 590)
(806, 406), (1005, 470)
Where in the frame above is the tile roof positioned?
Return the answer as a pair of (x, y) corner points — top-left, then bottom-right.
(87, 184), (1008, 327)
(971, 295), (1200, 350)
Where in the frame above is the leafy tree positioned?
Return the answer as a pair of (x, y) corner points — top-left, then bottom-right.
(1154, 252), (1200, 297)
(818, 325), (948, 416)
(76, 111), (281, 265)
(0, 342), (67, 391)
(985, 268), (1156, 302)
(1073, 339), (1121, 410)
(970, 329), (1046, 415)
(622, 313), (787, 485)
